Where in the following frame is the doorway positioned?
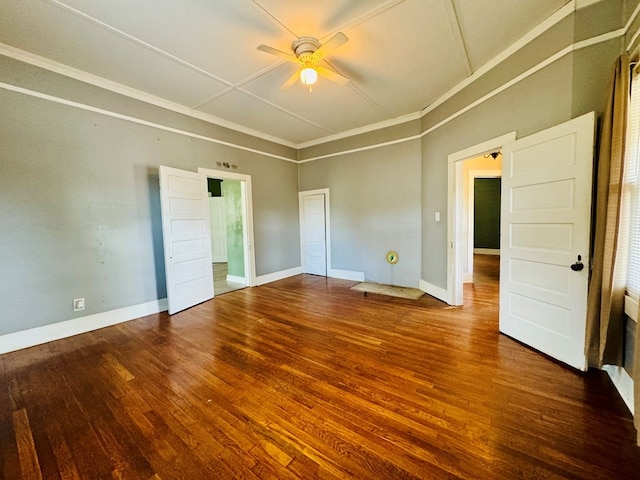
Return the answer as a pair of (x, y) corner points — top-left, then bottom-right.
(198, 167), (256, 293)
(466, 166), (502, 283)
(207, 178), (246, 295)
(447, 132), (515, 305)
(299, 189), (331, 276)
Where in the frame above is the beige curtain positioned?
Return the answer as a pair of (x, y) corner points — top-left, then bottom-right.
(585, 54), (630, 369)
(632, 64), (640, 447)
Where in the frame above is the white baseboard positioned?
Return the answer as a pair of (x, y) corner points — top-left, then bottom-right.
(603, 364), (634, 415)
(419, 279), (450, 304)
(256, 266), (303, 286)
(329, 269), (365, 282)
(0, 298), (168, 355)
(226, 275), (246, 284)
(474, 248), (500, 255)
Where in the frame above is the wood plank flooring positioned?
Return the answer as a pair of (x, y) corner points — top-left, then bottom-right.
(1, 255), (639, 479)
(213, 263), (245, 296)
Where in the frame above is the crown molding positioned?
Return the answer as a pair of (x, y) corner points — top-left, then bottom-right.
(0, 42), (298, 150)
(2, 0), (635, 155)
(296, 112), (421, 150)
(0, 80), (298, 163)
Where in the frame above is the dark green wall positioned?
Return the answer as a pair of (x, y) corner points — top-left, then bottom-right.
(474, 178), (501, 249)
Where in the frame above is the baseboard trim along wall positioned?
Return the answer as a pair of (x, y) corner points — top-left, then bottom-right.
(329, 269), (365, 282)
(256, 267), (303, 286)
(226, 275), (246, 284)
(603, 365), (634, 415)
(0, 299), (168, 355)
(474, 248), (500, 255)
(419, 279), (450, 304)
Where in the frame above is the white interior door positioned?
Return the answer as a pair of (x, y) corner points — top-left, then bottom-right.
(301, 193), (327, 276)
(159, 166), (214, 315)
(209, 197), (228, 263)
(499, 112), (595, 370)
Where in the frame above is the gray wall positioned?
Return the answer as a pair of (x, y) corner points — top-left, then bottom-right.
(298, 1), (627, 292)
(299, 140), (421, 287)
(420, 1), (623, 289)
(0, 62), (300, 336)
(0, 1), (634, 339)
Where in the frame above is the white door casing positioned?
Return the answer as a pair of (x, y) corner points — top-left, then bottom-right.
(198, 168), (256, 288)
(499, 112), (595, 371)
(209, 197), (228, 263)
(448, 132), (516, 305)
(466, 169), (502, 283)
(300, 191), (328, 276)
(159, 166), (214, 315)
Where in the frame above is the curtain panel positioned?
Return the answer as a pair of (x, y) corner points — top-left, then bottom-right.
(585, 54), (630, 369)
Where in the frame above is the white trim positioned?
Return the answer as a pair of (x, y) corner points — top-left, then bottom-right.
(474, 248), (500, 256)
(421, 2), (575, 118)
(298, 135), (421, 163)
(2, 1), (634, 153)
(626, 2), (640, 52)
(299, 27), (623, 163)
(1, 18), (628, 158)
(297, 113), (422, 150)
(419, 279), (450, 304)
(0, 42), (297, 150)
(226, 275), (246, 284)
(299, 1), (576, 150)
(443, 0), (472, 76)
(624, 294), (639, 323)
(603, 365), (634, 415)
(0, 299), (167, 355)
(299, 189), (332, 276)
(329, 269), (365, 282)
(45, 0), (231, 86)
(576, 0), (604, 9)
(198, 168), (257, 288)
(422, 31), (622, 141)
(0, 81), (297, 163)
(256, 266), (303, 286)
(448, 132), (516, 306)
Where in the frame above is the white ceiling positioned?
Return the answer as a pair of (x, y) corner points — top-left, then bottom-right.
(0, 0), (572, 147)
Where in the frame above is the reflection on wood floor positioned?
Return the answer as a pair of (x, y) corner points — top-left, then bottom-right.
(213, 262), (245, 296)
(2, 253), (639, 478)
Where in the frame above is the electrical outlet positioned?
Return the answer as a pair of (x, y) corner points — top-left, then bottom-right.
(73, 298), (85, 311)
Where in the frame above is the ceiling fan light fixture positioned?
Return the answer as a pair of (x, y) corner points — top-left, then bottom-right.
(300, 67), (318, 85)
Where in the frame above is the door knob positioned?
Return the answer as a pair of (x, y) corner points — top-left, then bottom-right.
(570, 255), (584, 271)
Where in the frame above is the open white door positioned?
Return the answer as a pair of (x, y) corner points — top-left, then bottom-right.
(300, 193), (327, 276)
(499, 112), (595, 370)
(209, 197), (228, 263)
(159, 166), (214, 315)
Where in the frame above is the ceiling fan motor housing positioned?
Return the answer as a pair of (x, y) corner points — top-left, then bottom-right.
(293, 37), (321, 64)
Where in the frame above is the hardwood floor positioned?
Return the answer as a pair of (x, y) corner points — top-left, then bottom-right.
(1, 258), (639, 479)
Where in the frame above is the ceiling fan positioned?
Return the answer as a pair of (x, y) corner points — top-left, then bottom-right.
(257, 32), (350, 90)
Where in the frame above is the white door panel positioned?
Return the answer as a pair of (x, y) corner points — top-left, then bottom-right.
(210, 197), (228, 263)
(301, 194), (327, 276)
(500, 112), (595, 370)
(160, 166), (214, 315)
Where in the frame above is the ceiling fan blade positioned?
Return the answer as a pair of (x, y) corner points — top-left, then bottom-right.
(257, 44), (299, 64)
(316, 66), (349, 86)
(314, 32), (349, 60)
(280, 70), (301, 90)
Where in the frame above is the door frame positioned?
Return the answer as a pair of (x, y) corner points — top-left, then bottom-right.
(447, 132), (515, 305)
(198, 167), (256, 287)
(466, 170), (502, 282)
(299, 188), (331, 276)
